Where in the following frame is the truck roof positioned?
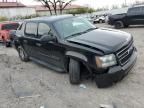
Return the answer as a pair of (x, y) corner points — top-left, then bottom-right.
(132, 4), (144, 8)
(27, 14), (74, 23)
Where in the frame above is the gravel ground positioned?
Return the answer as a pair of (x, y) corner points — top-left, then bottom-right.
(0, 24), (144, 108)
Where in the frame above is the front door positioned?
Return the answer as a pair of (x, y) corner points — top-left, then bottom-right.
(35, 23), (65, 70)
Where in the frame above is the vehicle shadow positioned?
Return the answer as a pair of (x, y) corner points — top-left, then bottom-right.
(98, 24), (144, 29)
(128, 25), (144, 29)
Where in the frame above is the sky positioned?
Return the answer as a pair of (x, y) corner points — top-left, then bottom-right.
(19, 0), (144, 9)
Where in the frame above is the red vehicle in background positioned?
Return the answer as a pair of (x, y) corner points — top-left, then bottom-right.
(0, 22), (19, 47)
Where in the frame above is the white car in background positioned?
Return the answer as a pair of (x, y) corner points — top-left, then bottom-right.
(83, 17), (94, 23)
(93, 16), (105, 23)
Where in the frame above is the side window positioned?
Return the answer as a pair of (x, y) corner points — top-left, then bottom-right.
(140, 7), (144, 14)
(25, 22), (37, 37)
(38, 23), (51, 38)
(128, 7), (141, 15)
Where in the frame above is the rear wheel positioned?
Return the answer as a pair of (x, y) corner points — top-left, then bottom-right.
(93, 21), (96, 24)
(69, 59), (81, 84)
(5, 42), (11, 47)
(1, 37), (10, 47)
(114, 21), (124, 29)
(18, 46), (29, 62)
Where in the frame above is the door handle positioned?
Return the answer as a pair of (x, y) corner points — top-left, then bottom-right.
(36, 43), (42, 47)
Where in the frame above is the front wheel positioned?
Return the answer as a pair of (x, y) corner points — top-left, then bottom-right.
(93, 21), (96, 24)
(18, 46), (29, 62)
(114, 21), (124, 29)
(69, 59), (81, 84)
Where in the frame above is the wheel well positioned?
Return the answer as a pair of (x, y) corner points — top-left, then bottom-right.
(115, 21), (124, 25)
(14, 41), (20, 50)
(15, 44), (20, 50)
(1, 36), (4, 40)
(65, 57), (89, 75)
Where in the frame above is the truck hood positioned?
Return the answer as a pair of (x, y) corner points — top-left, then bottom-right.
(67, 28), (132, 54)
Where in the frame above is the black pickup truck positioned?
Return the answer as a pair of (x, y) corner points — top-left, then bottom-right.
(108, 5), (144, 29)
(13, 15), (137, 88)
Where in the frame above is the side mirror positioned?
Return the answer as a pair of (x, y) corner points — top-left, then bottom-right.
(40, 34), (56, 43)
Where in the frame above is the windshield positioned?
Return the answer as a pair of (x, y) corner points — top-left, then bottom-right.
(2, 23), (19, 30)
(54, 17), (96, 38)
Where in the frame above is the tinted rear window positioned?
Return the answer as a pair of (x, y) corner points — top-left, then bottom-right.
(128, 6), (144, 15)
(140, 6), (144, 14)
(25, 22), (37, 37)
(2, 23), (19, 30)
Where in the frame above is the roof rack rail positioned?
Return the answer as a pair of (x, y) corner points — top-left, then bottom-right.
(132, 3), (144, 7)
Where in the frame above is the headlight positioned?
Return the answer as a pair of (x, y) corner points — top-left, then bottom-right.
(96, 54), (117, 68)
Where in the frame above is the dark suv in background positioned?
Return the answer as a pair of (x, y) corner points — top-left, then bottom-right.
(13, 15), (137, 88)
(108, 5), (144, 29)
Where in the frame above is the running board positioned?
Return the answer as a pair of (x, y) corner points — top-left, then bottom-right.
(29, 57), (65, 73)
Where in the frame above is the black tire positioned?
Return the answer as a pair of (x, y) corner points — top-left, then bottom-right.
(5, 42), (11, 47)
(1, 38), (10, 47)
(114, 21), (124, 29)
(99, 19), (103, 23)
(69, 59), (80, 84)
(18, 46), (29, 62)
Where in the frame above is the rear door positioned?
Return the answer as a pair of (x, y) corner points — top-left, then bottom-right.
(127, 7), (143, 25)
(139, 6), (144, 24)
(22, 22), (38, 58)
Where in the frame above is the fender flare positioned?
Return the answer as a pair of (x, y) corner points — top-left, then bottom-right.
(65, 51), (88, 62)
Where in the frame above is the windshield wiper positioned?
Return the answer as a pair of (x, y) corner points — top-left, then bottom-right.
(66, 28), (97, 39)
(83, 27), (97, 33)
(66, 32), (85, 39)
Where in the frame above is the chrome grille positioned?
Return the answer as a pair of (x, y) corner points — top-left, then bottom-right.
(116, 41), (134, 66)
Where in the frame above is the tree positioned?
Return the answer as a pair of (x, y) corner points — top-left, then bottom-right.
(36, 0), (53, 15)
(87, 8), (95, 13)
(36, 0), (76, 15)
(67, 7), (95, 15)
(95, 7), (109, 12)
(58, 0), (76, 14)
(111, 5), (119, 9)
(121, 3), (128, 8)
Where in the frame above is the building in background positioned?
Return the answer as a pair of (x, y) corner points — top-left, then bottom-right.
(0, 0), (36, 18)
(0, 1), (25, 8)
(0, 0), (84, 18)
(30, 4), (84, 16)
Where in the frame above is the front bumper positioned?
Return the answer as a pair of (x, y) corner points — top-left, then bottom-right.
(95, 49), (137, 88)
